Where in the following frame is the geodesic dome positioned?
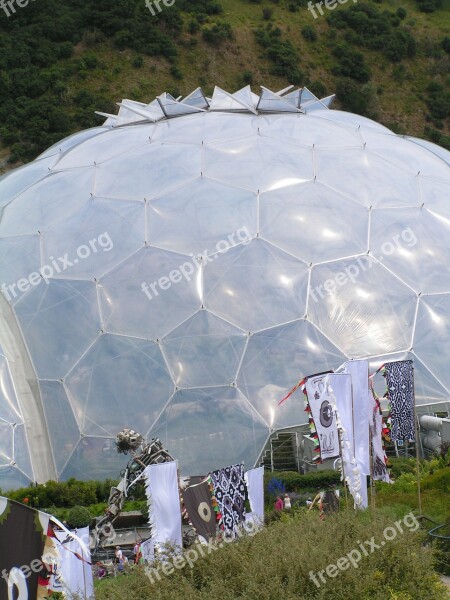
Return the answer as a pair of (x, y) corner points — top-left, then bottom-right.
(1, 85), (449, 488)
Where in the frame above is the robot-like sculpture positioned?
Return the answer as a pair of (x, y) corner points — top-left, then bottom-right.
(94, 428), (174, 546)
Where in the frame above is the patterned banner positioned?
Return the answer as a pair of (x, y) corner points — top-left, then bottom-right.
(383, 360), (415, 442)
(210, 464), (246, 536)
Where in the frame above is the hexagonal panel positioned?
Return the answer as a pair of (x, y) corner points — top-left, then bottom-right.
(260, 113), (362, 148)
(150, 112), (260, 145)
(99, 247), (201, 340)
(40, 380), (80, 477)
(42, 197), (144, 280)
(260, 181), (368, 263)
(309, 258), (417, 357)
(59, 436), (128, 481)
(204, 238), (308, 331)
(14, 279), (101, 379)
(237, 319), (346, 429)
(95, 143), (202, 201)
(0, 168), (95, 237)
(0, 235), (41, 306)
(149, 386), (269, 474)
(315, 148), (421, 208)
(204, 136), (313, 192)
(414, 294), (450, 390)
(0, 156), (57, 207)
(65, 334), (174, 437)
(161, 311), (247, 388)
(371, 207), (450, 294)
(419, 177), (450, 221)
(54, 125), (155, 170)
(362, 130), (450, 179)
(146, 177), (257, 256)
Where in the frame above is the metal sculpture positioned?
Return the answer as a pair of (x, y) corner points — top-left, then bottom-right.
(94, 429), (174, 546)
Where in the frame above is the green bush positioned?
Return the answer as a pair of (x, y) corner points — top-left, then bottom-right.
(95, 510), (448, 600)
(302, 25), (317, 42)
(265, 470), (341, 493)
(202, 21), (233, 45)
(67, 505), (92, 528)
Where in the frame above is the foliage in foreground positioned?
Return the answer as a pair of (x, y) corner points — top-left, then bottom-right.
(95, 509), (447, 600)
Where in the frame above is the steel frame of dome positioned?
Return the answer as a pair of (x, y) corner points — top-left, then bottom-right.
(0, 84), (449, 488)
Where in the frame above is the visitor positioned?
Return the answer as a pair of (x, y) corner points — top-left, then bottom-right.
(284, 493), (291, 510)
(274, 496), (284, 511)
(115, 546), (123, 561)
(97, 562), (106, 579)
(133, 542), (141, 564)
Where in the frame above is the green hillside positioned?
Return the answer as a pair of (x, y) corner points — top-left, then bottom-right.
(0, 0), (449, 174)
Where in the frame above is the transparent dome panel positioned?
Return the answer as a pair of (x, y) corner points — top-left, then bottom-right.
(237, 319), (345, 428)
(309, 258), (417, 357)
(0, 466), (32, 490)
(99, 247), (200, 340)
(0, 350), (24, 424)
(0, 235), (41, 306)
(204, 238), (308, 331)
(65, 334), (173, 437)
(419, 177), (450, 221)
(149, 387), (269, 475)
(54, 125), (155, 170)
(0, 421), (13, 465)
(13, 424), (33, 480)
(42, 198), (144, 280)
(414, 294), (450, 390)
(362, 130), (450, 179)
(95, 143), (202, 201)
(0, 167), (95, 237)
(203, 136), (313, 192)
(59, 436), (128, 481)
(150, 112), (261, 145)
(14, 279), (101, 379)
(370, 207), (450, 294)
(40, 380), (80, 476)
(260, 113), (362, 148)
(161, 311), (247, 388)
(38, 127), (108, 160)
(260, 181), (368, 263)
(315, 148), (421, 209)
(0, 156), (57, 207)
(146, 178), (257, 256)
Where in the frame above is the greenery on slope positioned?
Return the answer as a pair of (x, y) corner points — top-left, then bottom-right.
(94, 509), (448, 600)
(0, 0), (449, 169)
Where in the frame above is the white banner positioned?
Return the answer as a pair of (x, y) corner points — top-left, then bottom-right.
(53, 526), (94, 600)
(144, 461), (182, 556)
(344, 359), (370, 475)
(305, 373), (339, 459)
(244, 466), (264, 524)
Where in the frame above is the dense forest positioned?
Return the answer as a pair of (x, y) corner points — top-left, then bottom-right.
(0, 0), (448, 170)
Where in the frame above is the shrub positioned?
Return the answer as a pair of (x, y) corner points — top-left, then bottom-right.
(202, 20), (233, 45)
(396, 7), (407, 19)
(95, 510), (448, 600)
(332, 44), (371, 82)
(132, 56), (143, 68)
(67, 505), (92, 528)
(302, 25), (317, 42)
